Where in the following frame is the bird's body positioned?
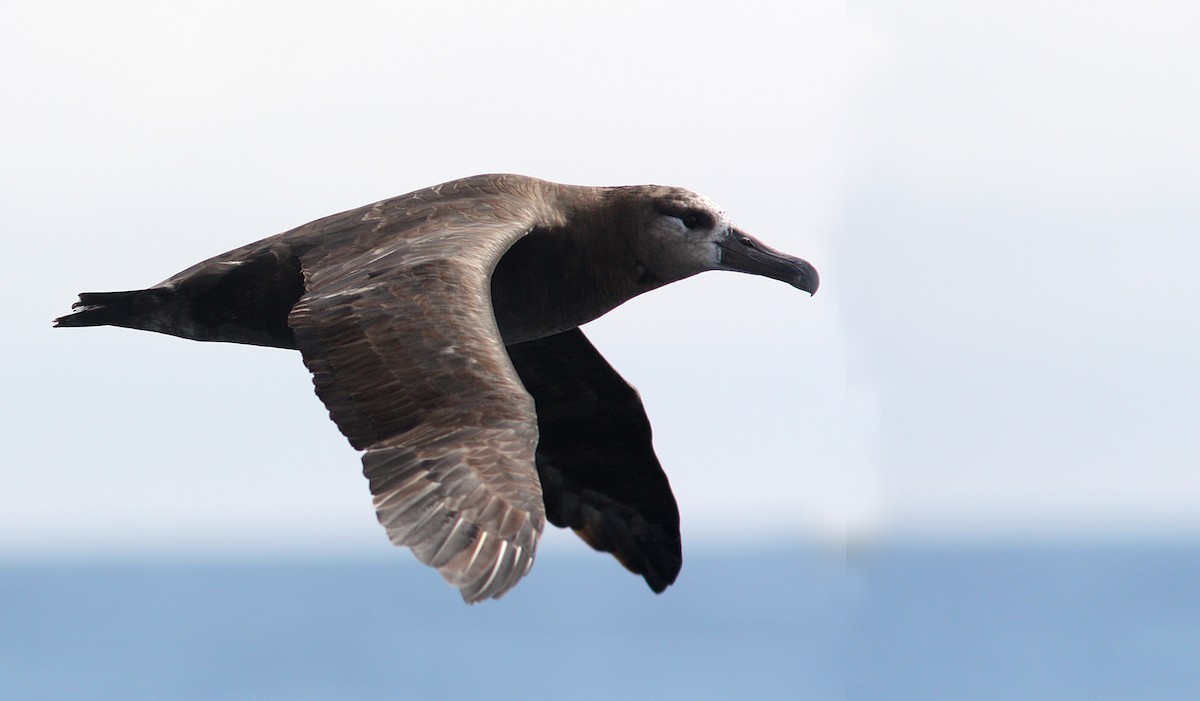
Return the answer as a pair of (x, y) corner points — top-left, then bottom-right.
(55, 174), (818, 602)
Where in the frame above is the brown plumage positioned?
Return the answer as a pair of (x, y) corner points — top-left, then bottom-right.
(54, 174), (818, 602)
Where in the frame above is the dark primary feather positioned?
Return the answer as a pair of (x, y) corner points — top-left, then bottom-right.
(507, 329), (682, 592)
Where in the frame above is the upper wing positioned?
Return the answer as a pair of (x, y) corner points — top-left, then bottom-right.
(287, 186), (550, 603)
(505, 328), (682, 592)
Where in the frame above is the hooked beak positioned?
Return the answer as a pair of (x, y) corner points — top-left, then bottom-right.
(716, 228), (819, 295)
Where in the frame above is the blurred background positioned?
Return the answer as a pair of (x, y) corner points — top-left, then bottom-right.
(3, 1), (1197, 699)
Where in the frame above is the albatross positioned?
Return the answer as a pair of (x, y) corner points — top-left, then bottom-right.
(54, 174), (818, 603)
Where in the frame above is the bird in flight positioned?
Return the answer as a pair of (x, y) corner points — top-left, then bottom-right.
(55, 174), (818, 602)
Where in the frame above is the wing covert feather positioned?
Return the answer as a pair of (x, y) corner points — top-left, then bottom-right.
(287, 187), (550, 602)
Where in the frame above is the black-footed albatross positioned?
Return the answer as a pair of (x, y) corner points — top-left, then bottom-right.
(54, 174), (818, 603)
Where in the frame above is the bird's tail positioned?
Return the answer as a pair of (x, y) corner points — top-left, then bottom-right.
(53, 289), (167, 330)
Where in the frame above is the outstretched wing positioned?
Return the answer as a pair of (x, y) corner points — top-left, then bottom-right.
(287, 182), (552, 602)
(506, 328), (682, 592)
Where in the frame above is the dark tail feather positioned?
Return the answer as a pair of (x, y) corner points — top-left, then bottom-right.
(53, 289), (165, 329)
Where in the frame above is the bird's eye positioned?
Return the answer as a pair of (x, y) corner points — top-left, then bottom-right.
(679, 211), (705, 230)
(654, 202), (712, 230)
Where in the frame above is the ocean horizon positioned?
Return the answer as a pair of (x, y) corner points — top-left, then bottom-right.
(3, 540), (1196, 700)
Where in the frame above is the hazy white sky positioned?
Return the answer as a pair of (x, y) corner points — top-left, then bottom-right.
(844, 0), (1200, 537)
(3, 1), (1196, 556)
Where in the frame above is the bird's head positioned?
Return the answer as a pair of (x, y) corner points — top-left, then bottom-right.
(626, 186), (819, 294)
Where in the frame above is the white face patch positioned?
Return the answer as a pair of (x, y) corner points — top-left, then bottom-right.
(638, 187), (734, 281)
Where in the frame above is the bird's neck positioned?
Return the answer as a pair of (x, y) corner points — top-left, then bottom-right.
(490, 211), (656, 346)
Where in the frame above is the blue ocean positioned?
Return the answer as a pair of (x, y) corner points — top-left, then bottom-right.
(2, 542), (1197, 700)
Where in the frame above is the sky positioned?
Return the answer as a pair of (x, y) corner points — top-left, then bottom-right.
(2, 1), (1196, 558)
